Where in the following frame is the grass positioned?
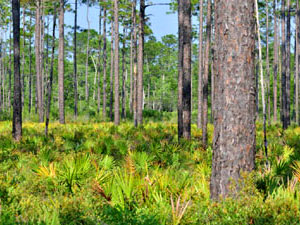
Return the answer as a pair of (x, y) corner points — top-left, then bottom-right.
(0, 120), (300, 224)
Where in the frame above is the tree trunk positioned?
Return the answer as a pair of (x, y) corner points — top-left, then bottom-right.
(121, 26), (126, 119)
(58, 0), (65, 124)
(281, 0), (287, 129)
(12, 0), (22, 141)
(109, 21), (114, 122)
(296, 0), (300, 124)
(35, 0), (43, 122)
(73, 0), (78, 118)
(21, 7), (26, 108)
(137, 0), (145, 126)
(130, 6), (134, 113)
(102, 2), (107, 119)
(85, 0), (90, 102)
(273, 0), (278, 123)
(266, 0), (271, 124)
(45, 5), (57, 136)
(286, 0), (291, 127)
(132, 0), (138, 127)
(197, 0), (203, 129)
(202, 0), (212, 148)
(9, 20), (12, 112)
(114, 0), (120, 125)
(97, 5), (102, 114)
(210, 0), (256, 199)
(178, 0), (192, 140)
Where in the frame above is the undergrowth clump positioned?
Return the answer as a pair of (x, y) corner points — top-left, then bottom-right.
(0, 121), (300, 224)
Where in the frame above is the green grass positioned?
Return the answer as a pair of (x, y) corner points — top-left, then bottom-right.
(1, 120), (300, 224)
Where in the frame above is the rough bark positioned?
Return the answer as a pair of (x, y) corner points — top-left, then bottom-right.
(45, 5), (57, 136)
(266, 0), (271, 124)
(202, 0), (212, 148)
(114, 0), (120, 125)
(121, 27), (126, 119)
(58, 0), (65, 124)
(109, 22), (114, 122)
(85, 0), (90, 102)
(12, 0), (22, 141)
(210, 0), (256, 199)
(197, 0), (203, 129)
(286, 0), (291, 127)
(281, 0), (287, 129)
(132, 0), (138, 127)
(178, 0), (192, 140)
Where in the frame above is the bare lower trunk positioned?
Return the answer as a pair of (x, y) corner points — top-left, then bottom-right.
(197, 0), (203, 129)
(73, 0), (78, 118)
(121, 27), (126, 119)
(109, 23), (114, 122)
(297, 0), (300, 124)
(85, 0), (90, 103)
(273, 0), (278, 123)
(211, 0), (255, 199)
(114, 0), (120, 125)
(102, 3), (107, 119)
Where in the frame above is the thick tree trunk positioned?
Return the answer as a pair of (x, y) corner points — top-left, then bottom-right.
(45, 6), (57, 136)
(102, 3), (107, 119)
(73, 0), (78, 118)
(197, 0), (203, 129)
(58, 0), (65, 124)
(210, 0), (256, 199)
(137, 0), (145, 126)
(273, 0), (278, 123)
(202, 0), (212, 148)
(178, 0), (192, 140)
(114, 0), (120, 125)
(12, 0), (22, 141)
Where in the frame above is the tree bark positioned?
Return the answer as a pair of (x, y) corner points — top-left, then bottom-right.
(58, 0), (65, 124)
(35, 0), (43, 122)
(102, 2), (107, 119)
(114, 0), (120, 125)
(266, 0), (271, 124)
(85, 0), (90, 102)
(9, 20), (12, 112)
(297, 0), (300, 124)
(12, 0), (22, 141)
(97, 5), (102, 114)
(73, 0), (78, 118)
(281, 0), (287, 129)
(210, 0), (256, 199)
(45, 5), (57, 136)
(273, 0), (278, 123)
(178, 0), (192, 140)
(286, 0), (291, 127)
(202, 0), (212, 148)
(121, 27), (126, 119)
(137, 0), (145, 126)
(132, 0), (138, 127)
(21, 7), (26, 108)
(197, 0), (204, 129)
(109, 21), (114, 122)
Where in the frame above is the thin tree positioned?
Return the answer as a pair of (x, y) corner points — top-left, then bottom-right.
(45, 5), (57, 136)
(85, 0), (90, 102)
(132, 0), (138, 126)
(281, 0), (287, 129)
(58, 0), (65, 124)
(21, 7), (25, 107)
(296, 0), (300, 124)
(266, 0), (271, 124)
(137, 0), (145, 125)
(197, 0), (203, 129)
(12, 0), (22, 141)
(114, 0), (120, 125)
(210, 0), (256, 199)
(121, 26), (126, 119)
(102, 1), (107, 118)
(109, 21), (114, 121)
(178, 0), (192, 140)
(73, 0), (78, 118)
(273, 0), (278, 123)
(97, 6), (102, 114)
(202, 0), (212, 148)
(286, 0), (291, 127)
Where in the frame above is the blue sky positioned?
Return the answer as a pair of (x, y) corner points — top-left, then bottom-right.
(64, 0), (178, 41)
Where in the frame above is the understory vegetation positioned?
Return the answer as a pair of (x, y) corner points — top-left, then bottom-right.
(1, 119), (300, 224)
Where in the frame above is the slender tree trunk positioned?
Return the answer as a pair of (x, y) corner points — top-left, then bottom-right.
(130, 7), (134, 113)
(114, 0), (120, 125)
(45, 5), (57, 136)
(58, 0), (65, 124)
(197, 0), (203, 129)
(102, 2), (107, 119)
(73, 0), (78, 118)
(266, 0), (271, 124)
(21, 7), (26, 108)
(12, 0), (22, 141)
(202, 0), (212, 148)
(35, 0), (43, 122)
(109, 22), (114, 122)
(178, 0), (192, 140)
(211, 0), (255, 199)
(97, 5), (102, 114)
(121, 27), (126, 119)
(286, 0), (291, 127)
(137, 0), (145, 125)
(256, 0), (268, 165)
(9, 21), (12, 112)
(273, 0), (278, 123)
(281, 0), (287, 128)
(296, 0), (300, 124)
(133, 0), (138, 126)
(85, 0), (90, 103)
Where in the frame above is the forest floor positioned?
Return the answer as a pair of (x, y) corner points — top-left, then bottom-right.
(1, 121), (300, 224)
